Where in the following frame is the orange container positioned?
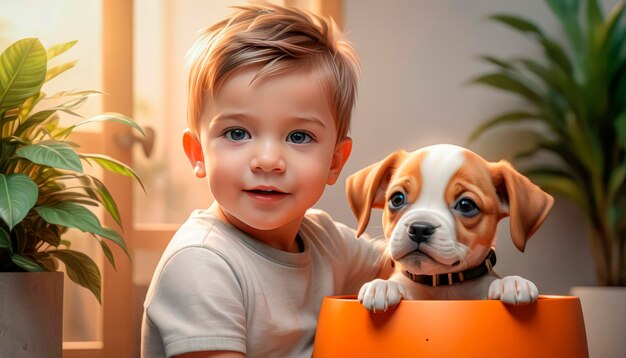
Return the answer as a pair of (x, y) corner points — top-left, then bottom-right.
(313, 295), (588, 358)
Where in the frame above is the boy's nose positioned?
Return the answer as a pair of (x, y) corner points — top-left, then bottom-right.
(250, 140), (286, 173)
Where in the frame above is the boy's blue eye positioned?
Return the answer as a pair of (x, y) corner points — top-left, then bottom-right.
(224, 128), (250, 141)
(287, 131), (312, 144)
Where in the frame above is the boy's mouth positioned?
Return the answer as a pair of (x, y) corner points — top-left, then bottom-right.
(244, 187), (289, 201)
(245, 189), (286, 194)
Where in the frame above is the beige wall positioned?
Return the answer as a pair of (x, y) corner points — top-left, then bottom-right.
(130, 0), (618, 295)
(314, 0), (620, 294)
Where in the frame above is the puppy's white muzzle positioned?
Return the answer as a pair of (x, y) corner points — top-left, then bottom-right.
(389, 207), (467, 274)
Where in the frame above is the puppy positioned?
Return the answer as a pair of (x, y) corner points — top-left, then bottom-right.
(347, 144), (554, 311)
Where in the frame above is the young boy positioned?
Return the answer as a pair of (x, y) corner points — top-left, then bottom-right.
(141, 4), (391, 358)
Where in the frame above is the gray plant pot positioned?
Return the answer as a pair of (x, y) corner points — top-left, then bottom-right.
(570, 286), (626, 358)
(0, 271), (64, 358)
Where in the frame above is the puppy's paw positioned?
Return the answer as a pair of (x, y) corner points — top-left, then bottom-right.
(358, 279), (407, 312)
(488, 275), (538, 305)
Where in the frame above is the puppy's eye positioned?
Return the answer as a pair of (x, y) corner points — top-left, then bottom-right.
(455, 198), (480, 217)
(388, 192), (407, 210)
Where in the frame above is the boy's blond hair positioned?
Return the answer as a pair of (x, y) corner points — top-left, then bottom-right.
(186, 3), (360, 143)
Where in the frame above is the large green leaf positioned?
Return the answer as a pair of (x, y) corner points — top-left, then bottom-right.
(11, 253), (44, 272)
(517, 58), (581, 115)
(49, 249), (101, 303)
(35, 201), (107, 235)
(0, 112), (18, 128)
(615, 68), (626, 112)
(91, 176), (122, 227)
(75, 175), (122, 228)
(45, 60), (78, 83)
(46, 40), (77, 61)
(585, 0), (604, 48)
(472, 71), (564, 126)
(0, 138), (20, 165)
(34, 252), (59, 272)
(80, 153), (146, 192)
(616, 112), (626, 147)
(0, 38), (47, 114)
(54, 95), (90, 115)
(98, 239), (116, 270)
(0, 226), (10, 250)
(540, 37), (575, 75)
(35, 202), (128, 255)
(18, 91), (43, 120)
(490, 14), (544, 36)
(488, 14), (576, 76)
(545, 0), (584, 54)
(46, 89), (101, 99)
(529, 140), (590, 180)
(605, 2), (626, 77)
(525, 167), (588, 211)
(13, 109), (56, 136)
(98, 227), (128, 257)
(15, 104), (84, 137)
(32, 223), (62, 247)
(16, 141), (83, 172)
(43, 190), (100, 207)
(0, 173), (38, 230)
(58, 112), (145, 138)
(479, 55), (514, 70)
(545, 0), (581, 17)
(491, 14), (574, 75)
(564, 111), (603, 181)
(468, 111), (543, 142)
(608, 162), (626, 205)
(470, 72), (542, 104)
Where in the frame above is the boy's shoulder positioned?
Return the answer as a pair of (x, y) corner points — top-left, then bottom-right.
(304, 207), (333, 222)
(302, 208), (359, 243)
(161, 209), (235, 257)
(303, 208), (343, 232)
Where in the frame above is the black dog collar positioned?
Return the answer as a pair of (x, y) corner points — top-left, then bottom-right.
(402, 249), (496, 287)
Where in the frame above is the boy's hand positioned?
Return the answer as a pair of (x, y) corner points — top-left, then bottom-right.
(358, 279), (407, 312)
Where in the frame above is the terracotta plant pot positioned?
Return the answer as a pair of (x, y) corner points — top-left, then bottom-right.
(313, 295), (587, 357)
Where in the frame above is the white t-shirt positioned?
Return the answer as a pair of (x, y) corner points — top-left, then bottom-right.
(141, 208), (388, 358)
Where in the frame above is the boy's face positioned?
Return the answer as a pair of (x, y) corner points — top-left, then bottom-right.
(184, 67), (352, 239)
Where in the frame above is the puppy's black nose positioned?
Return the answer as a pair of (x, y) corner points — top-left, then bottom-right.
(408, 222), (436, 244)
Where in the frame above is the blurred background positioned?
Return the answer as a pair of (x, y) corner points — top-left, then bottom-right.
(1, 0), (620, 356)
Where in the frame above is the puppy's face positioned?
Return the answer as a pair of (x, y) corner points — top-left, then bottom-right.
(382, 145), (504, 274)
(347, 144), (554, 276)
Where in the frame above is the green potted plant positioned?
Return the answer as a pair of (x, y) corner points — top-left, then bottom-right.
(470, 0), (625, 287)
(469, 0), (625, 355)
(0, 38), (143, 355)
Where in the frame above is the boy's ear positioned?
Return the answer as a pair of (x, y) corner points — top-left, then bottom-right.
(182, 128), (206, 178)
(327, 137), (353, 185)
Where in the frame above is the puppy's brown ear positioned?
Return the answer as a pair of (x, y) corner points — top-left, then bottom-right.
(346, 150), (406, 237)
(490, 160), (554, 252)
